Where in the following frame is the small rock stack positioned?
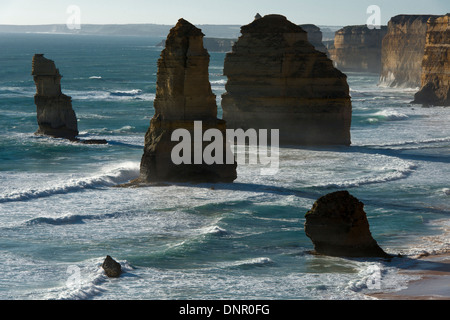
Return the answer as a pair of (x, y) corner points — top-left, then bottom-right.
(32, 54), (78, 140)
(304, 191), (390, 258)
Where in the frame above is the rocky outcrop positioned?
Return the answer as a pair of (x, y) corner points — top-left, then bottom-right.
(330, 25), (387, 73)
(299, 24), (329, 56)
(32, 54), (78, 140)
(102, 255), (122, 278)
(304, 191), (390, 258)
(222, 14), (352, 146)
(138, 19), (237, 183)
(380, 15), (437, 88)
(413, 14), (450, 106)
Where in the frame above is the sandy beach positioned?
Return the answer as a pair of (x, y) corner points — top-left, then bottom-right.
(370, 252), (450, 300)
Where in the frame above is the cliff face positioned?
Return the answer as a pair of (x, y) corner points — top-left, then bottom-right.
(299, 24), (329, 56)
(32, 54), (78, 140)
(380, 15), (437, 88)
(222, 14), (352, 146)
(330, 25), (387, 73)
(414, 14), (450, 106)
(139, 19), (237, 183)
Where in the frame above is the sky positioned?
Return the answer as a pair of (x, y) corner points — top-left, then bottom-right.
(0, 0), (449, 26)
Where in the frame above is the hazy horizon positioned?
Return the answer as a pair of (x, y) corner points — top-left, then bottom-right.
(1, 0), (449, 27)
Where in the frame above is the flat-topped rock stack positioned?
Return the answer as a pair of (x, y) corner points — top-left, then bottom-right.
(330, 25), (387, 73)
(138, 19), (237, 183)
(221, 14), (352, 146)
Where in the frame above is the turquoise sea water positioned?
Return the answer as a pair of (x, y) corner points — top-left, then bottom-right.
(0, 33), (449, 300)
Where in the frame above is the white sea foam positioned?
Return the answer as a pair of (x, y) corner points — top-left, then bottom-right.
(0, 162), (140, 203)
(372, 109), (409, 121)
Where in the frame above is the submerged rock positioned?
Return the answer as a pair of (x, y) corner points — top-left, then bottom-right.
(32, 54), (78, 140)
(222, 14), (352, 146)
(138, 18), (237, 183)
(304, 191), (390, 258)
(380, 15), (437, 88)
(102, 255), (122, 278)
(413, 14), (450, 106)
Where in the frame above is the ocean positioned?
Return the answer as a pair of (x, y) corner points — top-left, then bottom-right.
(0, 33), (449, 300)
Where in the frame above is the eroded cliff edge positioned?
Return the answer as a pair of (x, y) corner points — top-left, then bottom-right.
(380, 15), (438, 88)
(221, 14), (352, 146)
(413, 14), (450, 106)
(330, 25), (387, 73)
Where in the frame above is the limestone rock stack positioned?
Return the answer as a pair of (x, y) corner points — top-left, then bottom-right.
(222, 14), (352, 146)
(299, 24), (329, 56)
(414, 14), (450, 106)
(31, 54), (78, 140)
(138, 19), (237, 183)
(380, 15), (437, 88)
(304, 191), (390, 258)
(330, 25), (387, 73)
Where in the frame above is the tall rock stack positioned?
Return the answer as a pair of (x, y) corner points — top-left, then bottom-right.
(138, 19), (237, 183)
(330, 25), (387, 73)
(222, 14), (352, 146)
(380, 15), (437, 88)
(414, 14), (450, 106)
(32, 54), (78, 140)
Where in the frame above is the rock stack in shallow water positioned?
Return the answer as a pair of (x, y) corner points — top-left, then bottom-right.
(414, 14), (450, 106)
(32, 54), (78, 140)
(138, 19), (237, 183)
(330, 25), (387, 73)
(222, 14), (352, 146)
(304, 191), (390, 258)
(380, 15), (437, 88)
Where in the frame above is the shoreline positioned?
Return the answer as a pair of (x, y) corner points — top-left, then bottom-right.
(369, 252), (450, 300)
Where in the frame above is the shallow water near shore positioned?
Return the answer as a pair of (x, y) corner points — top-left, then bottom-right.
(0, 33), (449, 300)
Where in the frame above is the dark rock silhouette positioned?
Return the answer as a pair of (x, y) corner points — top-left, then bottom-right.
(102, 255), (122, 278)
(304, 191), (390, 258)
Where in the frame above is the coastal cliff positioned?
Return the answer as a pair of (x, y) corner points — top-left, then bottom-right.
(222, 14), (352, 146)
(330, 25), (387, 73)
(380, 15), (437, 88)
(32, 54), (78, 140)
(138, 19), (237, 183)
(414, 14), (450, 106)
